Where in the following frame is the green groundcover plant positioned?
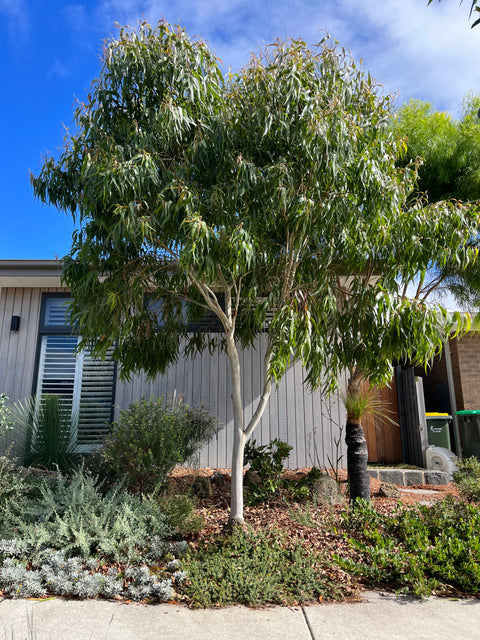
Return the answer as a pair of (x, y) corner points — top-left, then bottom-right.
(453, 456), (480, 503)
(180, 527), (347, 607)
(339, 497), (480, 598)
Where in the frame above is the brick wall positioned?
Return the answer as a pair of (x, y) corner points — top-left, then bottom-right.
(450, 334), (480, 410)
(415, 352), (449, 413)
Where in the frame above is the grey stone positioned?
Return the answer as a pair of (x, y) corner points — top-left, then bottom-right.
(377, 469), (406, 486)
(424, 470), (450, 485)
(404, 471), (425, 486)
(211, 470), (227, 483)
(190, 475), (213, 498)
(311, 475), (345, 505)
(244, 468), (263, 489)
(378, 482), (401, 498)
(367, 469), (379, 479)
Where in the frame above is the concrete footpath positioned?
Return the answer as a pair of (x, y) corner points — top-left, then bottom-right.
(1, 590), (480, 640)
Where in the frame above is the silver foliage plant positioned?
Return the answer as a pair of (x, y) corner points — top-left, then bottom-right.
(0, 545), (184, 601)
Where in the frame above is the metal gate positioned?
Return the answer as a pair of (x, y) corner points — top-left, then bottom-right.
(395, 366), (428, 467)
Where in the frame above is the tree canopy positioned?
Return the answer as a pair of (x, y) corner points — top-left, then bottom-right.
(395, 95), (480, 203)
(395, 95), (480, 308)
(428, 0), (480, 28)
(32, 22), (480, 516)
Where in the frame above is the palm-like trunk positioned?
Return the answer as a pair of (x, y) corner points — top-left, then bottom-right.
(345, 371), (371, 502)
(345, 418), (370, 501)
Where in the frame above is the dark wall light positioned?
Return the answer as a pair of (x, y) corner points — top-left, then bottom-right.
(10, 316), (20, 332)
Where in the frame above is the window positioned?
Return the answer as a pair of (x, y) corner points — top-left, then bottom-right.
(34, 294), (116, 451)
(146, 296), (224, 332)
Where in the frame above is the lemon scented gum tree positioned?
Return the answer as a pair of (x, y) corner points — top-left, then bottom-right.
(32, 22), (479, 518)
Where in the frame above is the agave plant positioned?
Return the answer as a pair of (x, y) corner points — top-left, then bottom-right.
(10, 395), (81, 472)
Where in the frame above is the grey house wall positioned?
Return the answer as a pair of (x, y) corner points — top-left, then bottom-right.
(0, 286), (348, 469)
(115, 333), (348, 469)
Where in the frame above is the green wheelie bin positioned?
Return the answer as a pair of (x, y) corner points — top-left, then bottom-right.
(425, 412), (452, 450)
(455, 410), (480, 459)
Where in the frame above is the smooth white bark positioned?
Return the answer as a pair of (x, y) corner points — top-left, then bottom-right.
(226, 330), (246, 521)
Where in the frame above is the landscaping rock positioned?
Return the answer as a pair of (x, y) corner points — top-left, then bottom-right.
(311, 475), (345, 505)
(404, 471), (425, 486)
(211, 470), (227, 483)
(244, 468), (263, 490)
(378, 482), (401, 498)
(190, 475), (213, 498)
(424, 470), (450, 485)
(376, 469), (406, 486)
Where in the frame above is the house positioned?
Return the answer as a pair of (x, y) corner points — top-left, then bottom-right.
(0, 259), (359, 469)
(412, 331), (480, 461)
(3, 260), (477, 469)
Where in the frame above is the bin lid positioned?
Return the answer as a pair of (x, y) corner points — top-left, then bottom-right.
(456, 410), (480, 415)
(425, 412), (451, 418)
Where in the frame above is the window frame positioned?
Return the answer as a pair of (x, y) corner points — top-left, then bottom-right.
(32, 293), (117, 451)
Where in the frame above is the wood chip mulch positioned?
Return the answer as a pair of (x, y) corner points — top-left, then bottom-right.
(169, 466), (460, 599)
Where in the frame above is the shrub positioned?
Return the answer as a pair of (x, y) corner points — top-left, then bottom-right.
(453, 456), (480, 503)
(0, 393), (11, 434)
(101, 396), (220, 493)
(4, 468), (172, 563)
(243, 438), (321, 504)
(158, 493), (204, 537)
(0, 457), (36, 534)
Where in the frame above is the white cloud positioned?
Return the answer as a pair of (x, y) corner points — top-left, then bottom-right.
(0, 0), (30, 48)
(47, 59), (69, 80)
(82, 0), (480, 116)
(327, 0), (480, 116)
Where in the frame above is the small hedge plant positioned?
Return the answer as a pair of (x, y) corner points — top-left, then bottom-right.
(102, 396), (220, 493)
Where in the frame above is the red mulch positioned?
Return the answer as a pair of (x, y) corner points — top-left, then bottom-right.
(168, 467), (460, 601)
(170, 466), (459, 541)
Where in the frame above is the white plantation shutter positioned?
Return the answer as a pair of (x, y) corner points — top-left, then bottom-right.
(36, 335), (81, 425)
(36, 320), (115, 451)
(76, 348), (115, 447)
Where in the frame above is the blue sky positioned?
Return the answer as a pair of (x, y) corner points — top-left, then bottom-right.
(1, 0), (480, 260)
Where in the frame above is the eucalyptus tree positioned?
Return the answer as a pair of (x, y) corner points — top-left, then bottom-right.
(32, 22), (479, 516)
(428, 0), (480, 28)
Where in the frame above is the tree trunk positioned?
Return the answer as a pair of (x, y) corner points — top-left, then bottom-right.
(345, 418), (370, 502)
(345, 371), (371, 503)
(225, 331), (273, 524)
(225, 331), (246, 523)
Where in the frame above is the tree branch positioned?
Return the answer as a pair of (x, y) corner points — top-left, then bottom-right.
(244, 344), (273, 440)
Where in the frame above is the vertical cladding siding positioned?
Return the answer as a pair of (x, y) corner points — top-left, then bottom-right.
(115, 335), (348, 469)
(0, 287), (63, 402)
(1, 286), (349, 469)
